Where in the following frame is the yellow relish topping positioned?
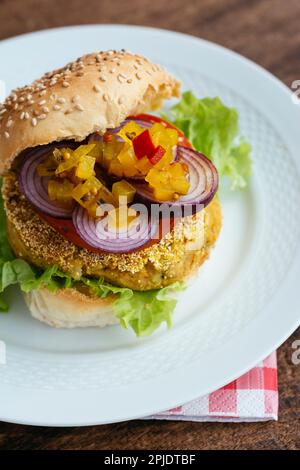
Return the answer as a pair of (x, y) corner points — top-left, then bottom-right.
(48, 179), (74, 208)
(112, 180), (136, 204)
(38, 119), (190, 219)
(146, 162), (190, 202)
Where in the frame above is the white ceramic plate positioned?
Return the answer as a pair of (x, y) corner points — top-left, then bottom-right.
(0, 25), (300, 426)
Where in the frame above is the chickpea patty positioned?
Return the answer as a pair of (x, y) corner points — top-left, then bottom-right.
(2, 173), (222, 290)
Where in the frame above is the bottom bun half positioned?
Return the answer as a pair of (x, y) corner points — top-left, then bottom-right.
(24, 288), (118, 328)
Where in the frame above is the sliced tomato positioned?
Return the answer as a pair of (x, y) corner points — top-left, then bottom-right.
(131, 113), (193, 148)
(37, 210), (97, 252)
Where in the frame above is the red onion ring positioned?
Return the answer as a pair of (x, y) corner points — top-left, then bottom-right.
(107, 118), (152, 135)
(19, 146), (74, 218)
(129, 146), (218, 214)
(72, 204), (159, 253)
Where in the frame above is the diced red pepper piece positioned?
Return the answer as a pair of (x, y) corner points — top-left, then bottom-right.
(148, 145), (166, 165)
(132, 130), (156, 160)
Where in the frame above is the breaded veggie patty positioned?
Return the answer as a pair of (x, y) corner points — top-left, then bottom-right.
(3, 173), (222, 291)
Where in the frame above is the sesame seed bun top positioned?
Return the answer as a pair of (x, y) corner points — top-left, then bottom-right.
(0, 50), (180, 175)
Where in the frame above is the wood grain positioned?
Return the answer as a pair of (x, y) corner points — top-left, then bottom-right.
(0, 0), (299, 450)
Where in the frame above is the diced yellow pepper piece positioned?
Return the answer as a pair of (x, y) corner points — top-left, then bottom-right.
(108, 159), (124, 178)
(146, 167), (169, 187)
(102, 138), (125, 168)
(88, 142), (104, 162)
(117, 145), (138, 177)
(117, 144), (136, 166)
(75, 155), (95, 180)
(153, 187), (175, 201)
(145, 162), (190, 201)
(72, 176), (102, 207)
(152, 147), (174, 169)
(118, 121), (144, 143)
(72, 144), (96, 158)
(37, 148), (66, 176)
(56, 145), (96, 175)
(55, 153), (80, 175)
(98, 184), (118, 206)
(134, 156), (153, 175)
(112, 180), (136, 205)
(48, 179), (74, 207)
(150, 124), (178, 148)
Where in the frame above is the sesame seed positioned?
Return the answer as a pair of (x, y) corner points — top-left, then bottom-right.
(103, 93), (109, 102)
(57, 97), (66, 104)
(38, 113), (47, 120)
(93, 84), (101, 93)
(110, 68), (116, 73)
(20, 112), (25, 120)
(96, 54), (102, 62)
(134, 64), (139, 70)
(6, 119), (13, 128)
(117, 73), (126, 83)
(72, 95), (80, 103)
(27, 100), (34, 105)
(53, 104), (61, 111)
(13, 103), (19, 110)
(62, 81), (70, 88)
(26, 94), (33, 101)
(127, 78), (132, 84)
(42, 106), (49, 113)
(38, 100), (46, 106)
(136, 72), (142, 80)
(75, 103), (84, 111)
(50, 79), (57, 86)
(39, 90), (47, 97)
(19, 97), (25, 103)
(11, 93), (17, 102)
(0, 109), (6, 115)
(99, 75), (107, 82)
(107, 50), (114, 56)
(31, 118), (37, 127)
(24, 112), (30, 120)
(33, 109), (40, 116)
(4, 131), (9, 139)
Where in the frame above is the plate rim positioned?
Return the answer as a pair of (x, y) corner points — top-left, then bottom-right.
(0, 24), (300, 426)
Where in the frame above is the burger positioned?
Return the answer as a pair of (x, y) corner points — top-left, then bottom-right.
(0, 50), (222, 336)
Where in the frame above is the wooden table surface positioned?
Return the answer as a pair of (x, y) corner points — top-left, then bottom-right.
(0, 0), (299, 450)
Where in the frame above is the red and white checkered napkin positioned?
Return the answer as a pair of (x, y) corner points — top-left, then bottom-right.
(149, 353), (278, 422)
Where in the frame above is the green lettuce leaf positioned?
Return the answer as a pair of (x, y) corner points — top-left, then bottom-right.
(0, 181), (183, 334)
(166, 91), (252, 189)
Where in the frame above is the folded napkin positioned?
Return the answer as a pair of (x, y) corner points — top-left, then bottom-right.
(149, 353), (278, 422)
